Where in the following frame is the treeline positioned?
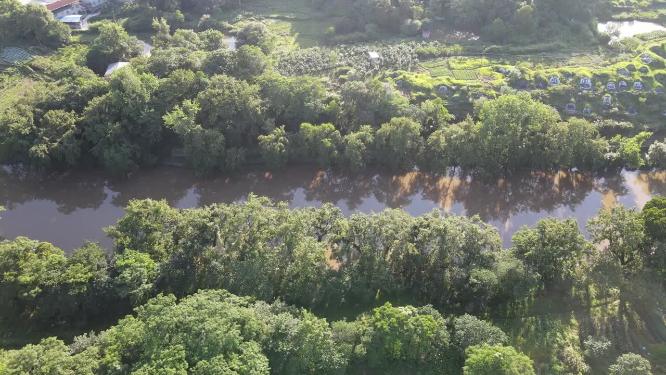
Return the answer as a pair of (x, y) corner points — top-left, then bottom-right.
(314, 0), (608, 43)
(0, 20), (659, 176)
(0, 0), (70, 47)
(121, 0), (254, 33)
(0, 289), (536, 374)
(4, 195), (663, 322)
(0, 196), (663, 372)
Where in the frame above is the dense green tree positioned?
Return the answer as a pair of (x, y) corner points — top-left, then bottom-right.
(232, 45), (269, 80)
(1, 337), (98, 375)
(334, 209), (502, 308)
(450, 0), (519, 32)
(647, 140), (666, 169)
(27, 109), (81, 168)
(514, 4), (537, 35)
(153, 69), (209, 116)
(477, 93), (560, 172)
(452, 314), (509, 350)
(0, 0), (70, 47)
(343, 125), (375, 171)
(0, 237), (67, 307)
(267, 310), (347, 374)
(361, 303), (451, 371)
(164, 100), (227, 173)
(82, 68), (161, 174)
(588, 206), (646, 273)
(258, 126), (290, 169)
(608, 353), (653, 375)
(609, 132), (652, 170)
(463, 344), (535, 375)
(337, 79), (409, 131)
(196, 75), (265, 145)
(374, 117), (423, 170)
(641, 197), (666, 279)
(418, 98), (454, 133)
(298, 122), (343, 167)
(113, 250), (158, 305)
(425, 117), (480, 171)
(643, 197), (666, 243)
(237, 21), (275, 53)
(181, 0), (242, 13)
(0, 238), (110, 321)
(107, 199), (180, 261)
(147, 46), (206, 76)
(554, 118), (607, 170)
(258, 73), (328, 129)
(512, 218), (590, 287)
(97, 291), (273, 374)
(86, 22), (142, 73)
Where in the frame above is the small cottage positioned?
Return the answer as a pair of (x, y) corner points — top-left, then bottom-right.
(59, 14), (86, 30)
(549, 75), (560, 86)
(104, 62), (129, 77)
(579, 77), (592, 90)
(617, 68), (630, 76)
(607, 81), (616, 91)
(602, 95), (612, 106)
(565, 103), (577, 114)
(641, 54), (653, 64)
(618, 80), (628, 90)
(582, 106), (592, 116)
(47, 0), (83, 18)
(633, 81), (644, 91)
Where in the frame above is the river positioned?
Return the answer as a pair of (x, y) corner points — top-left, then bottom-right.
(1, 166), (665, 250)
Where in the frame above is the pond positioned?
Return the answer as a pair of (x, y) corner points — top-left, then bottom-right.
(598, 20), (666, 39)
(1, 166), (664, 250)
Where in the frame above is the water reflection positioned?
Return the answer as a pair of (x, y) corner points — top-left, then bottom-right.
(0, 166), (664, 250)
(597, 20), (666, 40)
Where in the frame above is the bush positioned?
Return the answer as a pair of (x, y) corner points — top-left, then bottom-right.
(463, 344), (536, 375)
(452, 315), (508, 350)
(608, 353), (652, 375)
(584, 336), (612, 360)
(648, 140), (666, 168)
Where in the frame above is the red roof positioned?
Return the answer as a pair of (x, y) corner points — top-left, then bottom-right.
(46, 0), (78, 11)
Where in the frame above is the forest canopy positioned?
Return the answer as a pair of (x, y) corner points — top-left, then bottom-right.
(0, 196), (663, 373)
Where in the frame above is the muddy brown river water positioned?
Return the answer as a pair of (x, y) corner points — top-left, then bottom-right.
(1, 166), (665, 250)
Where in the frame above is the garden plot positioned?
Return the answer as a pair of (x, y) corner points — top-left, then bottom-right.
(0, 47), (33, 66)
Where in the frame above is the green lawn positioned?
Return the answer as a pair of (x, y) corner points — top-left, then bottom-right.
(211, 0), (337, 48)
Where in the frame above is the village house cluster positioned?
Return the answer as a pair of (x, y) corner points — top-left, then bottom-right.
(19, 0), (110, 28)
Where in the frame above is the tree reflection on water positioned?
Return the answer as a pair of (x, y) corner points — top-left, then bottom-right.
(0, 165), (663, 249)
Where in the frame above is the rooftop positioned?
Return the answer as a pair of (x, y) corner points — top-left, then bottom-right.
(46, 0), (79, 11)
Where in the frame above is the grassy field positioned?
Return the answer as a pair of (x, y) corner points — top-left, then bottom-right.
(210, 0), (337, 47)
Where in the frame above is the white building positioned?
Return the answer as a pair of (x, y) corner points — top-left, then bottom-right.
(59, 14), (87, 29)
(45, 0), (83, 18)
